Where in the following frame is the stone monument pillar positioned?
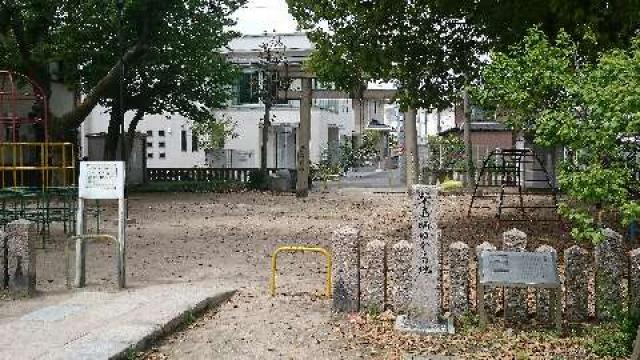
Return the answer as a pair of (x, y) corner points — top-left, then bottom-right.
(396, 185), (452, 333)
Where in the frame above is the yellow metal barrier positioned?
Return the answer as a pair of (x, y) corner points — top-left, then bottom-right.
(269, 245), (332, 298)
(0, 142), (75, 190)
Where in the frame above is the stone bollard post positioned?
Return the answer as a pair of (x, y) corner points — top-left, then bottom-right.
(595, 228), (624, 320)
(502, 228), (528, 322)
(362, 240), (386, 312)
(332, 226), (360, 313)
(0, 230), (6, 288)
(389, 240), (413, 313)
(564, 245), (589, 322)
(449, 241), (470, 316)
(535, 245), (557, 323)
(476, 242), (498, 316)
(7, 220), (37, 296)
(630, 248), (640, 312)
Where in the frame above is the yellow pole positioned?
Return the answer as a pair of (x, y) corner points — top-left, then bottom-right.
(12, 143), (16, 189)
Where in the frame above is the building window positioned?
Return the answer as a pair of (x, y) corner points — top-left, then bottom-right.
(159, 142), (166, 148)
(147, 153), (153, 159)
(181, 130), (187, 152)
(158, 130), (165, 137)
(192, 134), (199, 152)
(146, 130), (153, 137)
(147, 142), (153, 148)
(232, 71), (259, 105)
(159, 153), (166, 159)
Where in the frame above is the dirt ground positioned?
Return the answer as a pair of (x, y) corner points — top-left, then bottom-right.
(0, 186), (623, 359)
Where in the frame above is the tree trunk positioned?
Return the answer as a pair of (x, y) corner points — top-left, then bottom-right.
(125, 109), (144, 160)
(104, 105), (122, 161)
(463, 91), (474, 188)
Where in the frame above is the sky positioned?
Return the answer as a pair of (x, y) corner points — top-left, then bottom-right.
(233, 0), (299, 35)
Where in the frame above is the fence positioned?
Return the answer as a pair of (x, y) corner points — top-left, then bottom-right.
(146, 168), (287, 184)
(362, 228), (640, 325)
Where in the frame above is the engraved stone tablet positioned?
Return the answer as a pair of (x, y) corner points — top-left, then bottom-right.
(478, 251), (560, 288)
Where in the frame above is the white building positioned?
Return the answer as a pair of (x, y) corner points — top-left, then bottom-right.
(80, 32), (358, 169)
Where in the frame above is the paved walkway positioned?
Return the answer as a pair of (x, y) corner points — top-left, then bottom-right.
(0, 282), (235, 359)
(328, 167), (406, 192)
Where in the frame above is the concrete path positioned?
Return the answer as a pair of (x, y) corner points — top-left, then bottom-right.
(0, 282), (235, 360)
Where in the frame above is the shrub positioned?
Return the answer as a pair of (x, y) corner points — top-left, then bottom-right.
(589, 308), (640, 357)
(247, 169), (270, 191)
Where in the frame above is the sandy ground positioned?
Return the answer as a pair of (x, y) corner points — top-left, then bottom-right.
(1, 176), (625, 359)
(1, 189), (409, 359)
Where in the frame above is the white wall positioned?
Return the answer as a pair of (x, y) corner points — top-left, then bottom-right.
(217, 105), (347, 167)
(82, 105), (206, 168)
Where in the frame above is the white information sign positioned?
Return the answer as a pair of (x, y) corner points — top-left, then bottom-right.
(79, 161), (125, 200)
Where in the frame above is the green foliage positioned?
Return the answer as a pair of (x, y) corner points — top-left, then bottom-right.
(247, 169), (270, 191)
(433, 0), (640, 54)
(425, 135), (466, 171)
(455, 312), (480, 334)
(0, 0), (244, 139)
(287, 0), (483, 110)
(191, 114), (238, 151)
(589, 308), (640, 357)
(476, 28), (640, 243)
(440, 180), (463, 192)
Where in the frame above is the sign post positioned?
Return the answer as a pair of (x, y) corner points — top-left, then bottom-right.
(76, 161), (126, 288)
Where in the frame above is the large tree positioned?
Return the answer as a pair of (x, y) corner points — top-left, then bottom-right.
(287, 0), (484, 188)
(476, 28), (640, 243)
(433, 0), (640, 54)
(1, 0), (243, 158)
(287, 0), (483, 109)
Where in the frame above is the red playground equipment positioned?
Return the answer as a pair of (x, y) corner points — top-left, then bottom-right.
(0, 70), (49, 143)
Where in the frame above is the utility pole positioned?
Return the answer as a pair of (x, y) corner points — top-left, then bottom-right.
(296, 77), (312, 197)
(463, 90), (474, 188)
(404, 106), (419, 190)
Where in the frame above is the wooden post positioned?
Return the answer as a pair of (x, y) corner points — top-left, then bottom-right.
(463, 91), (474, 188)
(404, 107), (419, 190)
(296, 77), (312, 197)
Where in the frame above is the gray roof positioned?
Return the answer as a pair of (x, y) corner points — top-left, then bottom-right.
(439, 121), (509, 135)
(225, 32), (313, 66)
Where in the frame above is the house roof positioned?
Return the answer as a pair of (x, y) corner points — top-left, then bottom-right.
(225, 32), (313, 66)
(439, 121), (509, 136)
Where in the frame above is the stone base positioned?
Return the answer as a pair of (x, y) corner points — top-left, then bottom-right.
(394, 315), (454, 335)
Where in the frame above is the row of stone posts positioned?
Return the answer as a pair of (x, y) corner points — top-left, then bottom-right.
(1, 220), (37, 297)
(445, 227), (640, 322)
(332, 223), (640, 325)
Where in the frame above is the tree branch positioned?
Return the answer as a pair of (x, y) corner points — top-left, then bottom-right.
(56, 39), (152, 138)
